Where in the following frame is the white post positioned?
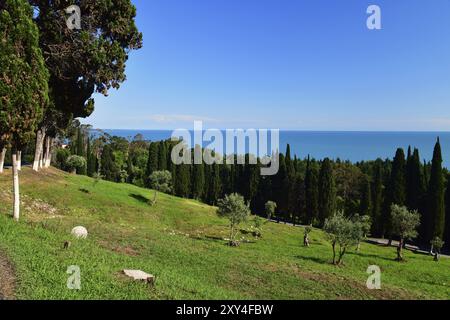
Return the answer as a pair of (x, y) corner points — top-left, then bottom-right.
(33, 129), (43, 171)
(0, 148), (6, 174)
(12, 152), (20, 221)
(17, 151), (22, 171)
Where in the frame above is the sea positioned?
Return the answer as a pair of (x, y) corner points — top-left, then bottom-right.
(97, 130), (450, 168)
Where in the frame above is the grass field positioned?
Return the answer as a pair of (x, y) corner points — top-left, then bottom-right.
(0, 168), (448, 300)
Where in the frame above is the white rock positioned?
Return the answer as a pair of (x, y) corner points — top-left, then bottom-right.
(123, 269), (155, 284)
(71, 226), (88, 239)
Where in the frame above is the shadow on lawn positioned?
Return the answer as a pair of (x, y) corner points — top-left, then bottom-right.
(129, 193), (150, 204)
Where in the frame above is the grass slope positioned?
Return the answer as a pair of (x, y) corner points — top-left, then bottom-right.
(0, 168), (448, 300)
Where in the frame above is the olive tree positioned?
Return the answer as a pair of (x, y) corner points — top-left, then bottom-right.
(148, 170), (172, 205)
(353, 214), (372, 252)
(324, 212), (361, 265)
(217, 193), (251, 246)
(391, 204), (421, 261)
(304, 225), (312, 247)
(0, 0), (49, 221)
(265, 201), (277, 220)
(430, 237), (444, 262)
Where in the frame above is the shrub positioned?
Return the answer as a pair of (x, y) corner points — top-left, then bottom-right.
(65, 155), (87, 174)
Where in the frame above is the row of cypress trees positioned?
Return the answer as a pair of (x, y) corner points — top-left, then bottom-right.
(141, 138), (449, 249)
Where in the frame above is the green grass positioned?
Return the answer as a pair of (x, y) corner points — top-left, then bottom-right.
(0, 168), (448, 300)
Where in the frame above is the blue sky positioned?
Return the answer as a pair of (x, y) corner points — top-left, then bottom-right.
(84, 0), (450, 131)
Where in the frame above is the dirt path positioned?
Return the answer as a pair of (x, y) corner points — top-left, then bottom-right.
(0, 251), (16, 300)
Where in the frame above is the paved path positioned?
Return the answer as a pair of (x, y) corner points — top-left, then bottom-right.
(270, 219), (450, 258)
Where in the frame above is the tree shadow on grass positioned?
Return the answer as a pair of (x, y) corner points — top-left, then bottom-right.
(295, 255), (330, 265)
(129, 193), (150, 204)
(347, 251), (396, 262)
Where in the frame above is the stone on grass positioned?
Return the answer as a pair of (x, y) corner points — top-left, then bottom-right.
(71, 226), (88, 239)
(123, 269), (155, 285)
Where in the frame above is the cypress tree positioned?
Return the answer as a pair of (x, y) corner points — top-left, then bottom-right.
(86, 137), (96, 177)
(305, 157), (319, 224)
(371, 160), (384, 236)
(76, 127), (85, 158)
(208, 162), (221, 205)
(428, 138), (445, 241)
(145, 142), (159, 185)
(175, 164), (190, 198)
(158, 141), (167, 171)
(192, 156), (205, 200)
(406, 148), (423, 210)
(101, 145), (118, 182)
(359, 176), (372, 217)
(382, 148), (406, 238)
(319, 158), (336, 225)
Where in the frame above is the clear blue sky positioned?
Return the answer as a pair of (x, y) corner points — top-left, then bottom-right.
(84, 0), (450, 131)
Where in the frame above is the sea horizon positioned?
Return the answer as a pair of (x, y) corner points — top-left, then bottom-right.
(92, 129), (450, 168)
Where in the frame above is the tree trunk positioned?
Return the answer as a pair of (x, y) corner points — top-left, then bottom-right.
(12, 152), (20, 221)
(33, 129), (45, 171)
(337, 247), (346, 265)
(304, 234), (310, 247)
(17, 151), (22, 171)
(44, 137), (53, 168)
(397, 238), (404, 261)
(332, 242), (337, 265)
(0, 148), (6, 174)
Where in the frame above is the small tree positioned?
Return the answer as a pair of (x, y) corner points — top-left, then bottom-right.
(430, 237), (444, 262)
(391, 204), (421, 261)
(148, 170), (172, 205)
(353, 214), (372, 252)
(217, 193), (251, 246)
(265, 201), (277, 220)
(304, 225), (312, 247)
(251, 215), (265, 238)
(324, 212), (360, 265)
(66, 155), (87, 174)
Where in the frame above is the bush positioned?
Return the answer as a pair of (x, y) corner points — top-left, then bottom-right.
(66, 155), (87, 174)
(56, 148), (71, 170)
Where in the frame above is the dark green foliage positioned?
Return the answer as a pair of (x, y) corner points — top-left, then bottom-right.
(192, 159), (205, 200)
(145, 142), (159, 184)
(0, 0), (49, 150)
(428, 138), (445, 241)
(319, 158), (336, 225)
(371, 161), (384, 236)
(406, 148), (424, 211)
(101, 145), (119, 182)
(175, 164), (191, 198)
(158, 142), (167, 171)
(445, 175), (450, 251)
(305, 157), (319, 224)
(382, 148), (406, 238)
(86, 137), (97, 177)
(359, 177), (372, 217)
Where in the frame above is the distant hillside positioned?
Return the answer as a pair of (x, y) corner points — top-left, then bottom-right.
(0, 168), (448, 300)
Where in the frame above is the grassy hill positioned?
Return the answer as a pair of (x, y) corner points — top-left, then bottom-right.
(0, 168), (448, 300)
